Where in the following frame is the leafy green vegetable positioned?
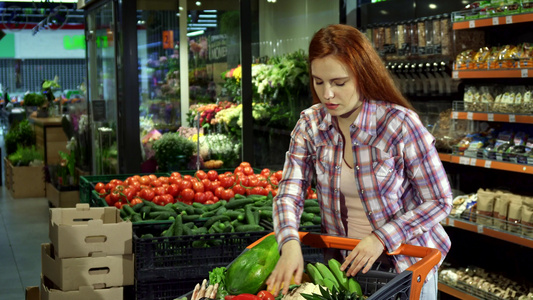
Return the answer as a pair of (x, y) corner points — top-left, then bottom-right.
(209, 267), (228, 300)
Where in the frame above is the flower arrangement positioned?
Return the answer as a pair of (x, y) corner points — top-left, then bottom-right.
(199, 133), (240, 168)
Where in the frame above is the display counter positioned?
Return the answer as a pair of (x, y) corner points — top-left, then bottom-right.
(29, 116), (68, 165)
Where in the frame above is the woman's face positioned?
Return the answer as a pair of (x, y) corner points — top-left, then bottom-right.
(311, 55), (361, 118)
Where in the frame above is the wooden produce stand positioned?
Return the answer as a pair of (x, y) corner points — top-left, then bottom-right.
(29, 116), (68, 166)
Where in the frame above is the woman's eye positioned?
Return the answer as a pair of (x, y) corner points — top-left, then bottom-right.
(334, 82), (345, 87)
(314, 80), (324, 85)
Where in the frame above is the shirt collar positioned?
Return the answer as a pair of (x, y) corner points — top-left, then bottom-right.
(317, 99), (377, 136)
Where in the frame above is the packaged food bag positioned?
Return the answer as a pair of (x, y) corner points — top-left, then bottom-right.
(507, 194), (523, 234)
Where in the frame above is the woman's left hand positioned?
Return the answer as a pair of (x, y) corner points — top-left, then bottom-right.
(340, 234), (385, 277)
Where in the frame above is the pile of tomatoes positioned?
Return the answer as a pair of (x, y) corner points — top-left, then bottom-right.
(94, 162), (318, 209)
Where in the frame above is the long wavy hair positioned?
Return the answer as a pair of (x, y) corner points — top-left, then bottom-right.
(308, 24), (413, 110)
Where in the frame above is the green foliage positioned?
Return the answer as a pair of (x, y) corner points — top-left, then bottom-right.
(152, 133), (196, 171)
(8, 146), (43, 166)
(23, 93), (46, 107)
(4, 119), (36, 156)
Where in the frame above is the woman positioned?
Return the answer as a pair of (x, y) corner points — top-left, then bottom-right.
(266, 24), (452, 299)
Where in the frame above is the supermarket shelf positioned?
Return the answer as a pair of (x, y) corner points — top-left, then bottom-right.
(441, 216), (533, 249)
(450, 111), (533, 124)
(438, 282), (483, 300)
(452, 68), (531, 79)
(438, 153), (533, 175)
(452, 12), (533, 30)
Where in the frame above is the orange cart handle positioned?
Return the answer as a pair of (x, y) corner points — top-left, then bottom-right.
(247, 232), (440, 300)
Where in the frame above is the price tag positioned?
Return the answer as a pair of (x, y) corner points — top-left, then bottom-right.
(522, 69), (529, 78)
(452, 111), (459, 119)
(452, 71), (459, 79)
(467, 112), (474, 120)
(492, 17), (499, 25)
(477, 225), (484, 234)
(459, 157), (470, 165)
(449, 218), (454, 227)
(487, 113), (494, 121)
(509, 114), (516, 122)
(469, 20), (476, 28)
(484, 160), (492, 168)
(470, 158), (477, 166)
(506, 15), (513, 24)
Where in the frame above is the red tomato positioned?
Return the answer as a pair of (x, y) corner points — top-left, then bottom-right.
(170, 172), (182, 179)
(169, 176), (181, 185)
(233, 294), (261, 300)
(192, 181), (205, 193)
(94, 182), (105, 191)
(209, 180), (221, 192)
(130, 198), (143, 206)
(269, 175), (279, 186)
(105, 182), (116, 192)
(207, 170), (218, 181)
(240, 161), (251, 168)
(248, 177), (259, 187)
(179, 179), (193, 191)
(232, 184), (246, 195)
(110, 179), (124, 186)
(148, 174), (158, 181)
(225, 296), (237, 300)
(243, 166), (254, 176)
(159, 176), (170, 185)
(195, 170), (208, 180)
(234, 166), (243, 174)
(139, 175), (151, 185)
(129, 181), (141, 192)
(139, 188), (155, 201)
(180, 188), (195, 204)
(114, 201), (125, 209)
(257, 291), (275, 300)
(110, 190), (122, 203)
(123, 188), (136, 201)
(260, 168), (271, 177)
(204, 191), (214, 200)
(205, 200), (215, 205)
(250, 186), (267, 196)
(105, 194), (113, 206)
(201, 179), (212, 191)
(154, 186), (166, 196)
(160, 194), (174, 205)
(214, 186), (225, 199)
(274, 170), (283, 181)
(221, 189), (235, 201)
(166, 184), (180, 197)
(153, 195), (163, 205)
(194, 192), (207, 204)
(151, 179), (163, 188)
(183, 175), (194, 181)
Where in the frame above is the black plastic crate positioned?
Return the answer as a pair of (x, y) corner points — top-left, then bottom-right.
(353, 270), (411, 299)
(133, 222), (323, 282)
(135, 277), (204, 300)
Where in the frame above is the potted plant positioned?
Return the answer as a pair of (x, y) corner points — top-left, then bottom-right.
(5, 146), (46, 199)
(22, 93), (46, 117)
(152, 132), (196, 171)
(4, 119), (36, 156)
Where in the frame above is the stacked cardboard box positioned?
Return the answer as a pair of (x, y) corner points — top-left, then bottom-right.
(40, 203), (134, 299)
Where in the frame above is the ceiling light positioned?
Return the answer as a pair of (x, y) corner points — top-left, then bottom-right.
(179, 6), (183, 10)
(198, 14), (217, 18)
(187, 30), (204, 37)
(189, 23), (216, 27)
(429, 4), (437, 9)
(196, 1), (201, 6)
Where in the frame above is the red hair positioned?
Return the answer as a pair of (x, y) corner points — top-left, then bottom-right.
(308, 24), (413, 110)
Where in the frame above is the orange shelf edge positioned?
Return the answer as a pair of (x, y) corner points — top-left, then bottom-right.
(450, 111), (533, 124)
(482, 227), (533, 248)
(445, 154), (533, 175)
(438, 282), (482, 300)
(452, 12), (533, 30)
(453, 69), (530, 78)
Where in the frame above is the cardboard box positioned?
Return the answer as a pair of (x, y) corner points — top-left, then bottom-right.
(49, 203), (132, 258)
(41, 243), (134, 291)
(4, 157), (46, 199)
(46, 183), (80, 208)
(25, 286), (40, 300)
(41, 275), (124, 300)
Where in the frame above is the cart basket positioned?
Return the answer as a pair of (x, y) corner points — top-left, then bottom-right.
(242, 232), (441, 300)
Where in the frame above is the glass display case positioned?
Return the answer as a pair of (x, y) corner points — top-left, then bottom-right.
(85, 1), (119, 174)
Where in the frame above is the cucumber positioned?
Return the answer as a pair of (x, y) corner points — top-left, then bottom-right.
(122, 205), (135, 217)
(203, 215), (231, 229)
(172, 214), (183, 236)
(132, 202), (145, 212)
(235, 224), (265, 232)
(149, 211), (171, 220)
(204, 200), (224, 211)
(301, 212), (315, 222)
(259, 209), (273, 220)
(182, 225), (193, 236)
(191, 227), (208, 235)
(224, 210), (245, 220)
(312, 216), (322, 224)
(131, 213), (143, 223)
(182, 214), (201, 222)
(215, 206), (228, 216)
(225, 198), (255, 210)
(304, 206), (321, 214)
(245, 205), (255, 225)
(304, 199), (319, 207)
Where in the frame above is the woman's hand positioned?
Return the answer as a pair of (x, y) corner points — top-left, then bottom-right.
(266, 240), (304, 297)
(340, 234), (385, 277)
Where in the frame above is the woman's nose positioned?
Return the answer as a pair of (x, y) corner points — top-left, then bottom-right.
(323, 86), (334, 100)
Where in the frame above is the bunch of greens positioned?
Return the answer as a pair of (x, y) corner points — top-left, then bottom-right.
(8, 146), (43, 166)
(4, 119), (36, 156)
(22, 93), (46, 107)
(209, 267), (228, 300)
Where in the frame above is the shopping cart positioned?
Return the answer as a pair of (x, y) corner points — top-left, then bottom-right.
(179, 231), (441, 300)
(242, 231), (442, 300)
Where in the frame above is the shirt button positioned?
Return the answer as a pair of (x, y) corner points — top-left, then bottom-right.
(335, 165), (340, 170)
(354, 142), (359, 146)
(334, 188), (338, 192)
(360, 189), (364, 194)
(368, 211), (372, 215)
(355, 165), (360, 170)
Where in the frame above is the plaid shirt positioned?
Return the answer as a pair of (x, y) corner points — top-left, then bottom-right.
(273, 99), (452, 276)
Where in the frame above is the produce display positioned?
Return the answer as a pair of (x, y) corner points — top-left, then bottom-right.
(92, 162), (316, 210)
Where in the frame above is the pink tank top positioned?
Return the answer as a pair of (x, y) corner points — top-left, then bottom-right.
(341, 160), (373, 239)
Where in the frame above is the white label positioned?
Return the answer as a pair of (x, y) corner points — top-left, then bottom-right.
(488, 113), (494, 121)
(484, 160), (492, 168)
(449, 218), (454, 226)
(452, 71), (459, 79)
(459, 157), (470, 165)
(477, 225), (483, 233)
(492, 17), (499, 25)
(509, 114), (516, 122)
(522, 69), (529, 78)
(467, 112), (474, 120)
(452, 111), (459, 119)
(469, 20), (476, 28)
(470, 158), (477, 166)
(506, 15), (513, 24)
